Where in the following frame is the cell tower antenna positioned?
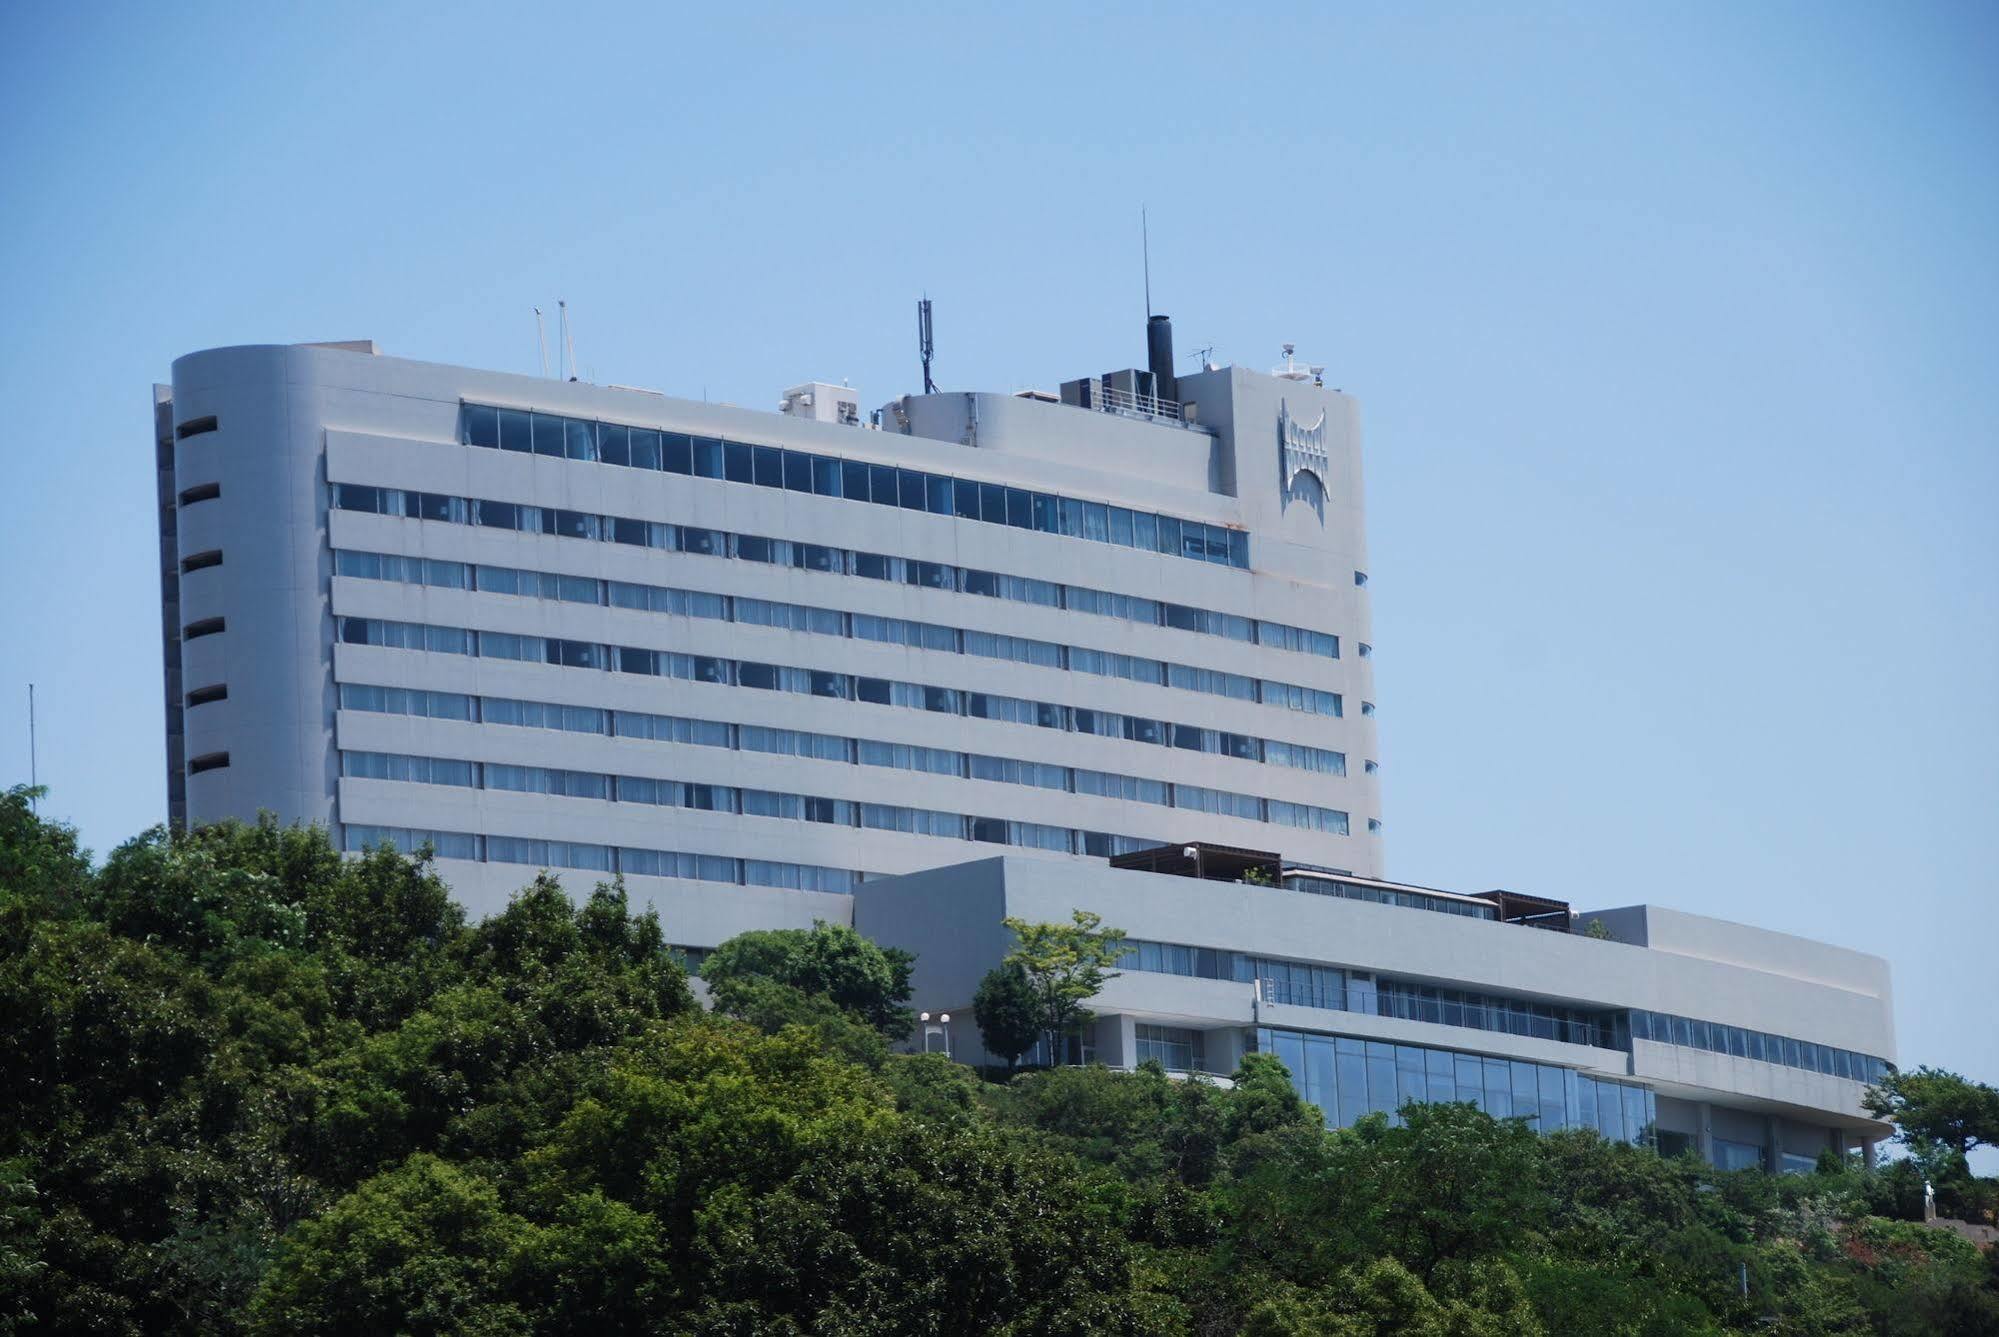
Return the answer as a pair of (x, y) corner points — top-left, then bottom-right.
(534, 308), (548, 377)
(917, 297), (936, 395)
(559, 300), (576, 381)
(1143, 206), (1152, 319)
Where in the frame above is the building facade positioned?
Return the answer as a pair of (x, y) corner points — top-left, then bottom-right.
(152, 327), (1895, 1166)
(855, 851), (1897, 1167)
(154, 332), (1377, 942)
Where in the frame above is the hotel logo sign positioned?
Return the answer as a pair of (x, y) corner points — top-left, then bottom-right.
(1279, 398), (1330, 500)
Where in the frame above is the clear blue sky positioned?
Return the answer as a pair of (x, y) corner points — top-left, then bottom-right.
(2, 4), (1993, 1099)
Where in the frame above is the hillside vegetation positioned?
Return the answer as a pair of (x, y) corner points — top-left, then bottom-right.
(2, 788), (1993, 1335)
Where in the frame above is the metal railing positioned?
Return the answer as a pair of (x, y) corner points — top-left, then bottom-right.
(1094, 382), (1182, 421)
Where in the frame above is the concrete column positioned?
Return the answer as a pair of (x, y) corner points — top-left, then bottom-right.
(1094, 1014), (1137, 1070)
(1764, 1114), (1783, 1174)
(1860, 1138), (1876, 1170)
(1696, 1102), (1716, 1167)
(1206, 1026), (1248, 1076)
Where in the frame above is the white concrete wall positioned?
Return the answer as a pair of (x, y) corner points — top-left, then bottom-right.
(851, 857), (1895, 1131)
(167, 341), (1386, 942)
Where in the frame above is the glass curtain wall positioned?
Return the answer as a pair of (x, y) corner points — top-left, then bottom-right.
(1255, 1026), (1655, 1144)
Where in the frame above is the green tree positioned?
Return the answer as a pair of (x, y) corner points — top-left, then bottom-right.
(0, 785), (92, 916)
(700, 920), (915, 1038)
(1863, 1066), (1999, 1166)
(248, 1155), (533, 1336)
(972, 962), (1039, 1069)
(1001, 910), (1127, 1066)
(702, 973), (889, 1068)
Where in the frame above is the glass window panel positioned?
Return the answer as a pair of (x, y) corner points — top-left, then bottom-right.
(1304, 1036), (1336, 1120)
(774, 449), (808, 492)
(723, 441), (753, 482)
(1539, 1065), (1566, 1132)
(864, 463), (895, 505)
(979, 482), (1007, 524)
(1483, 1057), (1511, 1118)
(1006, 488), (1032, 528)
(1155, 514), (1181, 555)
(753, 445), (783, 488)
(691, 436), (724, 477)
(954, 478), (980, 519)
(1271, 1028), (1306, 1085)
(532, 413), (568, 457)
(499, 409), (532, 452)
(898, 469), (928, 510)
(1336, 1040), (1369, 1129)
(564, 418), (596, 461)
(1031, 493), (1058, 531)
(1396, 1047), (1426, 1115)
(626, 429), (661, 470)
(1621, 1086), (1647, 1145)
(1107, 507), (1134, 546)
(925, 474), (953, 514)
(1366, 1044), (1399, 1117)
(1593, 1084), (1622, 1140)
(464, 404), (499, 447)
(1082, 503), (1109, 542)
(811, 455), (842, 496)
(1456, 1054), (1485, 1110)
(841, 459), (871, 499)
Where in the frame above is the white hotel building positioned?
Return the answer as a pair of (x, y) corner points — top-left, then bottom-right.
(152, 323), (1894, 1167)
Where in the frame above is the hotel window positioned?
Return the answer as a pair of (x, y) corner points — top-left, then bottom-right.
(1135, 1024), (1200, 1072)
(459, 402), (1251, 567)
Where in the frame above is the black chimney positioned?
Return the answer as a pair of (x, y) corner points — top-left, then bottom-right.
(1146, 314), (1177, 402)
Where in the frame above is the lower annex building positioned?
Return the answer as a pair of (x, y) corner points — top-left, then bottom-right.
(151, 317), (1894, 1167)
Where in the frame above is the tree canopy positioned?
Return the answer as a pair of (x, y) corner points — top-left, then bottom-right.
(1002, 908), (1128, 1064)
(972, 961), (1040, 1069)
(2, 785), (1995, 1335)
(699, 920), (915, 1039)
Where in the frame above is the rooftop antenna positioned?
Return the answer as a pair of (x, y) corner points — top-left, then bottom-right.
(917, 297), (936, 395)
(27, 684), (36, 809)
(1143, 206), (1152, 319)
(559, 300), (576, 381)
(534, 308), (548, 377)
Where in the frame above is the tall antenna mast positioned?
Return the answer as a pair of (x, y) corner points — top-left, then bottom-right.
(917, 298), (936, 395)
(558, 300), (574, 381)
(1143, 206), (1152, 319)
(534, 308), (548, 377)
